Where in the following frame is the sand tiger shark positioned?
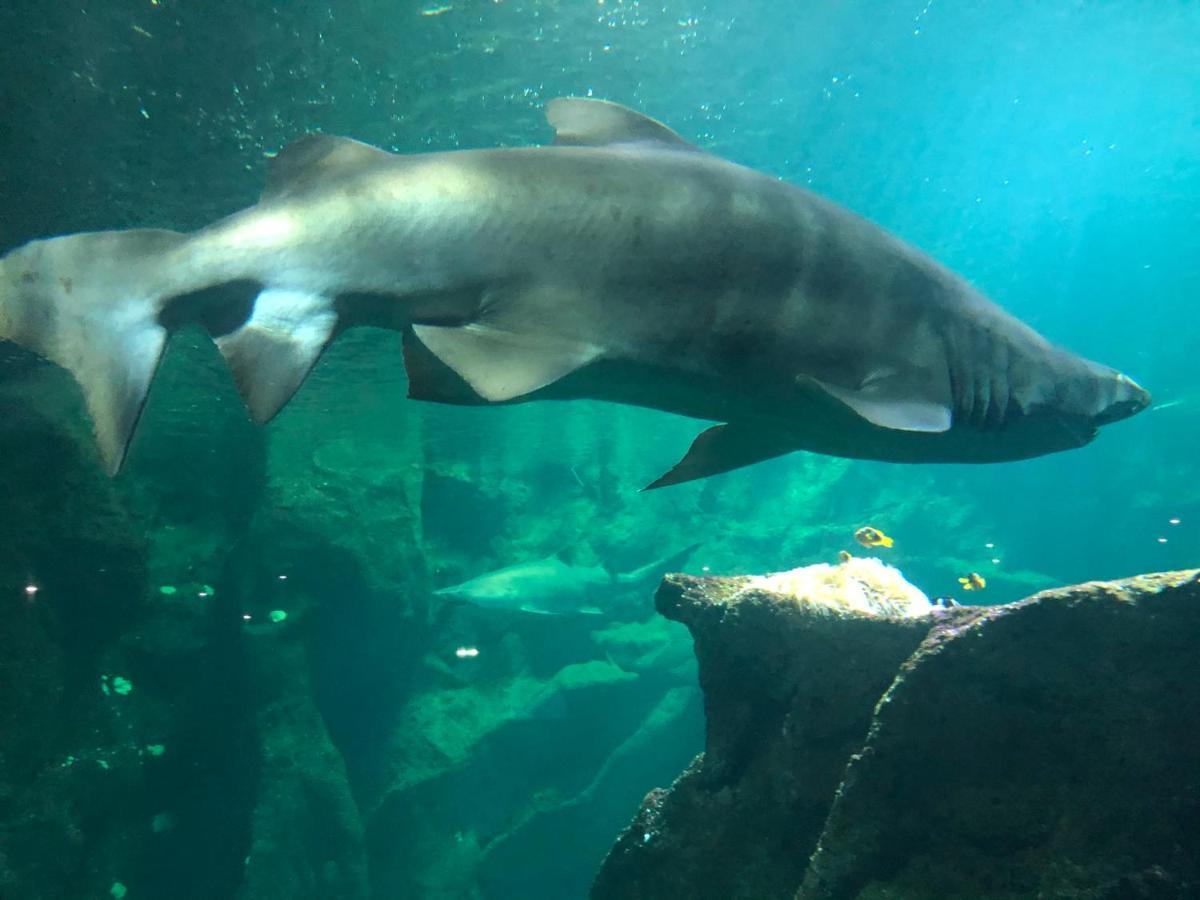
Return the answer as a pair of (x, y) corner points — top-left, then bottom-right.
(434, 544), (700, 616)
(0, 98), (1149, 488)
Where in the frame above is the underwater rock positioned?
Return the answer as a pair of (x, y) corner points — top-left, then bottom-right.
(0, 338), (267, 899)
(479, 685), (701, 899)
(272, 328), (427, 598)
(591, 563), (935, 900)
(371, 650), (701, 899)
(0, 365), (148, 898)
(236, 630), (369, 900)
(592, 567), (1200, 900)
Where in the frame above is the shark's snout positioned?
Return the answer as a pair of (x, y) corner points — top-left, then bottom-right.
(1094, 372), (1151, 425)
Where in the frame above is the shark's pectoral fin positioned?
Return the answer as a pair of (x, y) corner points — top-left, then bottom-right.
(808, 370), (953, 433)
(215, 288), (337, 423)
(644, 423), (798, 490)
(411, 285), (603, 402)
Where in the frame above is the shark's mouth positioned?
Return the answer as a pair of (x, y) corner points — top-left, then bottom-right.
(1093, 374), (1152, 425)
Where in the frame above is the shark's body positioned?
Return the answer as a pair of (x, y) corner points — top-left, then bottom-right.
(0, 99), (1148, 486)
(435, 545), (699, 616)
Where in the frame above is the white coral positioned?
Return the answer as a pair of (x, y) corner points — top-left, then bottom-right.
(742, 556), (932, 619)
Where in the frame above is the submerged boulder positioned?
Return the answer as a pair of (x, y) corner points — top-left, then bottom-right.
(592, 565), (1200, 900)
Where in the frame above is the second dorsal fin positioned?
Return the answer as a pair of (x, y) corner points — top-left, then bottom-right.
(546, 97), (700, 152)
(262, 134), (393, 201)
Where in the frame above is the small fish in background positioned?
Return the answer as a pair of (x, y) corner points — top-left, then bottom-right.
(433, 543), (700, 616)
(1149, 399), (1186, 413)
(933, 596), (961, 608)
(854, 526), (894, 549)
(838, 550), (853, 563)
(958, 572), (987, 592)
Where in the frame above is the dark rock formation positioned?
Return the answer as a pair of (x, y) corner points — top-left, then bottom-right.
(0, 330), (706, 900)
(593, 569), (1200, 900)
(0, 334), (265, 900)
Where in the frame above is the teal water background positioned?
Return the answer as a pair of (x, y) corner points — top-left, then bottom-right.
(0, 2), (1198, 898)
(1, 1), (1195, 595)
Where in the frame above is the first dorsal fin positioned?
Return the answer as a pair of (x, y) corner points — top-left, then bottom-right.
(546, 98), (700, 152)
(262, 134), (392, 201)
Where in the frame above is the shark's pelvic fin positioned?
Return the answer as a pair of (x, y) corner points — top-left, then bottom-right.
(411, 283), (602, 402)
(261, 134), (393, 201)
(644, 423), (797, 490)
(401, 326), (488, 406)
(412, 321), (600, 401)
(546, 97), (700, 152)
(215, 288), (338, 423)
(0, 229), (185, 474)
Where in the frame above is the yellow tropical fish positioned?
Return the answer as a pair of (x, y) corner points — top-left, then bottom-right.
(854, 526), (894, 549)
(958, 572), (986, 592)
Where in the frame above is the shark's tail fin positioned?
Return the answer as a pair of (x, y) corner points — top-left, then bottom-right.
(615, 542), (702, 586)
(2, 229), (343, 474)
(0, 229), (185, 473)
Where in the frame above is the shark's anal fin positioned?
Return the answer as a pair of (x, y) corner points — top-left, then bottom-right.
(215, 288), (337, 423)
(409, 284), (602, 403)
(644, 424), (797, 490)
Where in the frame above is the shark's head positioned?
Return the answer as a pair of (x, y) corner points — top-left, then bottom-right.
(434, 575), (520, 609)
(1041, 351), (1151, 429)
(1090, 371), (1152, 426)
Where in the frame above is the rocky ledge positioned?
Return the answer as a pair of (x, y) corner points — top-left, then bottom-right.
(592, 565), (1200, 900)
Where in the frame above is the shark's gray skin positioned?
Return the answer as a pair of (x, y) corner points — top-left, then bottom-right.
(434, 544), (700, 616)
(0, 98), (1149, 487)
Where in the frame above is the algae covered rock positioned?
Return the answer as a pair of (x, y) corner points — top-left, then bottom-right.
(594, 562), (937, 900)
(593, 567), (1200, 900)
(372, 648), (701, 900)
(0, 335), (267, 900)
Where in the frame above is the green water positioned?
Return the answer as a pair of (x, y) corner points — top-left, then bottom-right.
(0, 2), (1196, 898)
